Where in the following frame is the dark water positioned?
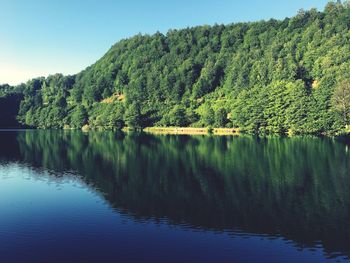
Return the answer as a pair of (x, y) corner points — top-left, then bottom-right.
(1, 130), (350, 263)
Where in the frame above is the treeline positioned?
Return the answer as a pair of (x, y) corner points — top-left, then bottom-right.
(5, 1), (350, 135)
(0, 84), (24, 128)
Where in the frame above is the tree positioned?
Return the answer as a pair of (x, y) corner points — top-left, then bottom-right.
(125, 103), (142, 129)
(168, 105), (187, 126)
(109, 104), (125, 129)
(214, 108), (227, 128)
(285, 81), (310, 134)
(201, 104), (215, 127)
(71, 106), (88, 129)
(331, 80), (350, 128)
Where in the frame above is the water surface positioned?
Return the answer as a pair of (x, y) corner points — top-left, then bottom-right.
(0, 130), (350, 262)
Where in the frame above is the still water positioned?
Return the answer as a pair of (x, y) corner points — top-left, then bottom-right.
(0, 130), (350, 263)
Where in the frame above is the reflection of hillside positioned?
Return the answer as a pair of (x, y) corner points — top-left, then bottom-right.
(7, 130), (350, 258)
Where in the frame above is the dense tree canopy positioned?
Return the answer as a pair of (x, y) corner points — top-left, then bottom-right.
(331, 80), (350, 128)
(2, 1), (350, 135)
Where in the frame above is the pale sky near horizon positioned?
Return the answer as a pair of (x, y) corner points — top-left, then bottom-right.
(0, 0), (330, 85)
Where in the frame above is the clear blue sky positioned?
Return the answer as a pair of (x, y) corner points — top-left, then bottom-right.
(0, 0), (330, 85)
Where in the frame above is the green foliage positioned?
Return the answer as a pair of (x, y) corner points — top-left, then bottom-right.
(7, 2), (350, 134)
(70, 105), (88, 129)
(199, 103), (215, 127)
(331, 79), (350, 128)
(89, 103), (125, 130)
(0, 93), (23, 128)
(168, 105), (187, 127)
(214, 108), (228, 128)
(0, 84), (13, 97)
(125, 102), (142, 129)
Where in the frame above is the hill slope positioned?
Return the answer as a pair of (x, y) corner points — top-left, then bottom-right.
(8, 1), (350, 135)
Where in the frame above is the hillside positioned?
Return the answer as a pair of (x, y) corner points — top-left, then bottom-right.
(4, 1), (350, 135)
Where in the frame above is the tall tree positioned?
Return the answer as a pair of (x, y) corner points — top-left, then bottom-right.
(331, 80), (350, 129)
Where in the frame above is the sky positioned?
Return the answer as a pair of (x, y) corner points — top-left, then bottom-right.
(0, 0), (330, 85)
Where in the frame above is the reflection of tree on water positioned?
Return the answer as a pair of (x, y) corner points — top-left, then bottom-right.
(5, 130), (350, 258)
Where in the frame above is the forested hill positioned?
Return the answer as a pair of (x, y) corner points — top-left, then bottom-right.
(4, 1), (350, 135)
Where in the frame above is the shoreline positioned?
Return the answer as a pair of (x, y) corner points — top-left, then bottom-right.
(143, 127), (240, 136)
(2, 127), (350, 139)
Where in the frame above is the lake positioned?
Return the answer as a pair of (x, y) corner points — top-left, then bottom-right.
(0, 130), (350, 262)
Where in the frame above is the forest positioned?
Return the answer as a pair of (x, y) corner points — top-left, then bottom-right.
(1, 1), (350, 135)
